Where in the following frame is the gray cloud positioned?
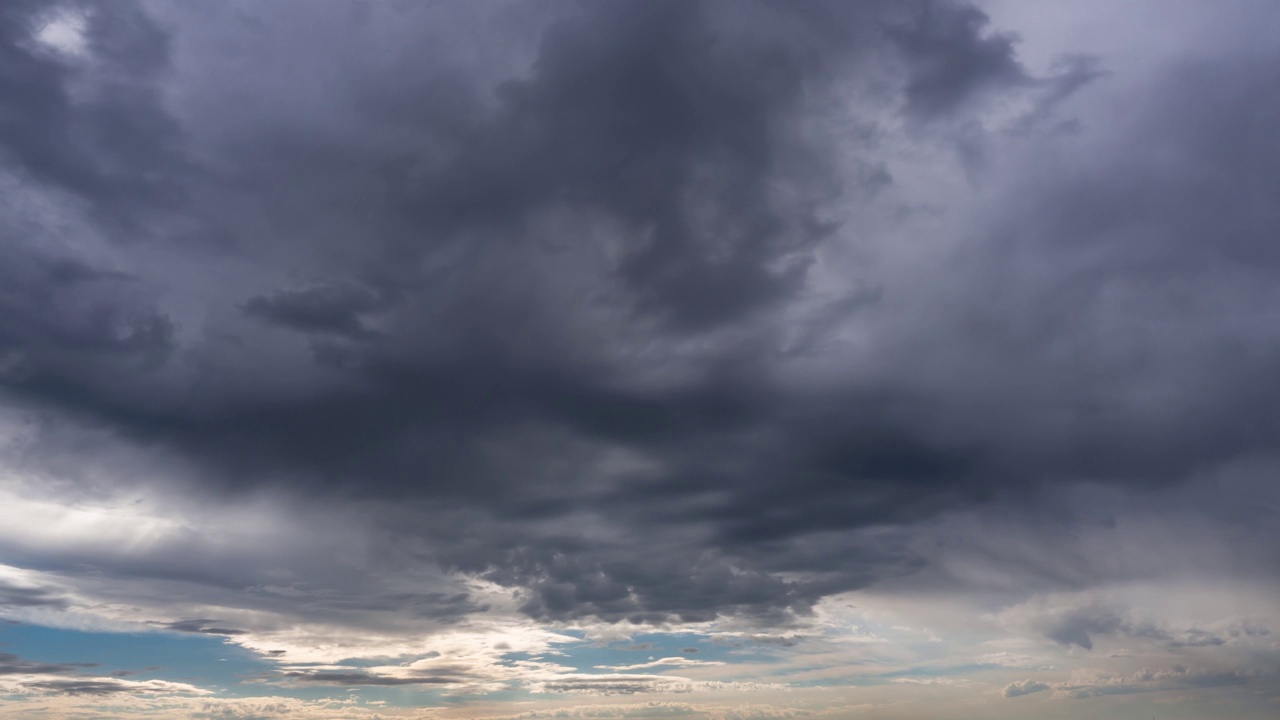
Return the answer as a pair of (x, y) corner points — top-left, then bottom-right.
(1050, 665), (1276, 700)
(0, 580), (69, 610)
(1039, 606), (1124, 650)
(992, 590), (1276, 653)
(157, 619), (247, 636)
(243, 283), (389, 339)
(1007, 54), (1108, 135)
(0, 652), (97, 676)
(890, 0), (1027, 120)
(21, 676), (206, 696)
(23, 679), (135, 695)
(0, 0), (188, 234)
(1002, 679), (1049, 697)
(0, 651), (202, 697)
(0, 250), (174, 390)
(1, 0), (1278, 637)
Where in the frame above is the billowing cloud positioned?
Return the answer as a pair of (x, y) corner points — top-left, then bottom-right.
(0, 0), (1081, 631)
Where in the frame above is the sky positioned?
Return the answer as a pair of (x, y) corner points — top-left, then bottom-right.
(1, 0), (1279, 718)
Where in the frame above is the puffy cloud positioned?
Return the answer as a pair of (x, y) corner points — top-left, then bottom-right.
(1002, 679), (1049, 697)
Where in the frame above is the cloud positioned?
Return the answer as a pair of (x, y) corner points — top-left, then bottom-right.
(467, 701), (808, 720)
(889, 0), (1027, 120)
(242, 283), (389, 339)
(20, 677), (208, 696)
(527, 673), (776, 696)
(0, 651), (209, 697)
(597, 657), (725, 672)
(279, 670), (462, 687)
(0, 248), (175, 392)
(1047, 665), (1275, 700)
(995, 594), (1273, 652)
(157, 619), (247, 636)
(0, 0), (1060, 634)
(1002, 679), (1049, 697)
(0, 652), (97, 676)
(1006, 54), (1108, 135)
(0, 0), (186, 228)
(0, 5), (1279, 717)
(0, 579), (69, 611)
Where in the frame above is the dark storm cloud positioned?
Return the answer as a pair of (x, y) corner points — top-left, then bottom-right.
(4, 0), (958, 537)
(0, 0), (186, 230)
(932, 54), (1280, 492)
(889, 0), (1026, 120)
(295, 589), (488, 622)
(467, 0), (841, 331)
(0, 0), (179, 409)
(0, 251), (175, 387)
(3, 0), (1279, 630)
(459, 540), (813, 624)
(1007, 54), (1107, 136)
(243, 283), (389, 339)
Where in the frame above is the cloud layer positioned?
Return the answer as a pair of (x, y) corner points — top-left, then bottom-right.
(1, 0), (1279, 717)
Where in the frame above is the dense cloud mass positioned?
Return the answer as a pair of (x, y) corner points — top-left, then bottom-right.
(1, 0), (1279, 717)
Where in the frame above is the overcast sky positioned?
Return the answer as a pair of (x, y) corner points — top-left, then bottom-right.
(1, 1), (1279, 718)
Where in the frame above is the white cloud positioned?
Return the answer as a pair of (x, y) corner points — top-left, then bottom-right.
(598, 657), (726, 672)
(31, 8), (89, 57)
